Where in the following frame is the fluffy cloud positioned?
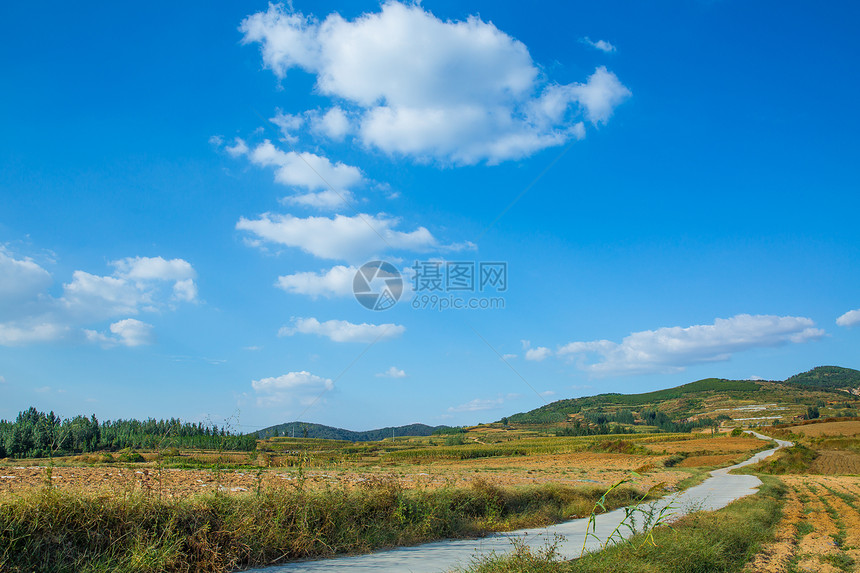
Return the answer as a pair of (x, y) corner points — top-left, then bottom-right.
(309, 106), (351, 140)
(84, 319), (156, 348)
(581, 37), (617, 53)
(0, 249), (52, 312)
(836, 308), (860, 327)
(63, 256), (198, 319)
(240, 2), (630, 165)
(251, 370), (334, 407)
(278, 317), (405, 343)
(376, 366), (406, 378)
(237, 212), (466, 261)
(556, 314), (825, 376)
(251, 140), (362, 192)
(0, 250), (196, 347)
(276, 265), (356, 298)
(113, 256), (196, 282)
(525, 346), (552, 361)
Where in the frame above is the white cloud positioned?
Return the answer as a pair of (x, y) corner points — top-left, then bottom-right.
(501, 353), (517, 360)
(62, 256), (198, 318)
(172, 279), (198, 302)
(0, 249), (52, 301)
(448, 397), (504, 413)
(251, 370), (333, 407)
(280, 189), (355, 210)
(279, 317), (405, 343)
(113, 256), (196, 282)
(556, 314), (825, 376)
(836, 308), (860, 327)
(225, 137), (250, 157)
(566, 67), (631, 125)
(0, 322), (68, 346)
(237, 212), (463, 261)
(377, 366), (406, 378)
(748, 375), (765, 381)
(249, 140), (363, 193)
(0, 375), (5, 384)
(525, 346), (552, 361)
(310, 106), (351, 140)
(85, 319), (155, 348)
(581, 37), (617, 53)
(62, 271), (149, 319)
(240, 2), (630, 165)
(0, 249), (196, 347)
(276, 265), (356, 298)
(270, 111), (304, 142)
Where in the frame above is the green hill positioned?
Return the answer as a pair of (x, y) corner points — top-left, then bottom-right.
(506, 367), (860, 429)
(784, 366), (860, 391)
(254, 421), (449, 441)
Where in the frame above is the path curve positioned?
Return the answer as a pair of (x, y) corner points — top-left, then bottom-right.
(241, 431), (791, 573)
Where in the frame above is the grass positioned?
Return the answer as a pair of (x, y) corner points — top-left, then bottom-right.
(0, 478), (647, 573)
(744, 444), (818, 475)
(456, 479), (786, 573)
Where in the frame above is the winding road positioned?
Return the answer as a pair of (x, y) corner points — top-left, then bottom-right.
(241, 431), (791, 573)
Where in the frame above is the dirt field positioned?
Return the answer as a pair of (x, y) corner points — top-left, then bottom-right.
(788, 420), (860, 437)
(0, 451), (693, 498)
(644, 435), (765, 455)
(810, 450), (860, 475)
(746, 475), (860, 572)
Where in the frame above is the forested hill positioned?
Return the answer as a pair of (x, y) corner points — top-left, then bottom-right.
(254, 421), (449, 441)
(785, 366), (860, 391)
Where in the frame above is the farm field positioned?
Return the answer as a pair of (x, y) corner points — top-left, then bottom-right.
(786, 420), (860, 437)
(747, 475), (860, 573)
(0, 428), (765, 498)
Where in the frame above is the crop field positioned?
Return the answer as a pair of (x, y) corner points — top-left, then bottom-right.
(0, 429), (766, 500)
(747, 475), (860, 573)
(788, 420), (860, 437)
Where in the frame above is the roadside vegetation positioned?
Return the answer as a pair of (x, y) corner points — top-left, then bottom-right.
(456, 479), (786, 573)
(0, 477), (646, 573)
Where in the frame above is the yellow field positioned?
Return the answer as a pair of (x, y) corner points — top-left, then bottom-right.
(787, 420), (860, 437)
(0, 429), (772, 499)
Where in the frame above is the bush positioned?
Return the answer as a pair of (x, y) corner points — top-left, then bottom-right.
(116, 448), (144, 463)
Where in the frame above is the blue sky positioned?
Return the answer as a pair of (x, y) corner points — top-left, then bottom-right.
(1, 1), (859, 432)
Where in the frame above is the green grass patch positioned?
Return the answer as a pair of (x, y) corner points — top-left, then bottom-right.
(747, 444), (818, 475)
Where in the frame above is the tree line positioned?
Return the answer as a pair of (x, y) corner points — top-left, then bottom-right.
(0, 407), (257, 459)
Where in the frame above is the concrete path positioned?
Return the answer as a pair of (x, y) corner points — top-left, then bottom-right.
(241, 431), (791, 573)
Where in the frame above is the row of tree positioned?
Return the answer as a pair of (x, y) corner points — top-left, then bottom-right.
(0, 407), (257, 459)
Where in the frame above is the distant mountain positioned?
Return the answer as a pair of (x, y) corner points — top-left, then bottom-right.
(254, 421), (450, 441)
(784, 366), (860, 393)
